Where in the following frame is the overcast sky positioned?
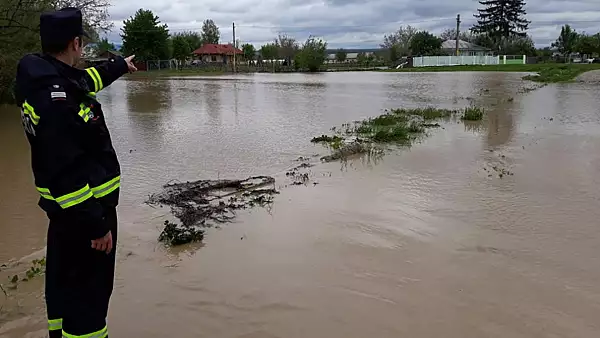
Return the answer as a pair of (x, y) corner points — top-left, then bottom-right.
(104, 0), (600, 48)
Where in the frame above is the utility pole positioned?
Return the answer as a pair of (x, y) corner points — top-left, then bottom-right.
(232, 22), (236, 73)
(455, 14), (461, 56)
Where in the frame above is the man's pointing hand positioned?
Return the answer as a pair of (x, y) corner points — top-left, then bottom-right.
(125, 55), (137, 73)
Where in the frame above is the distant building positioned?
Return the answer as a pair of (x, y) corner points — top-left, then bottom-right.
(193, 44), (243, 64)
(441, 40), (492, 56)
(326, 52), (375, 63)
(84, 50), (123, 67)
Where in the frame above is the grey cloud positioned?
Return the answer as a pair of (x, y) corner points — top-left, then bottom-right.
(104, 0), (600, 48)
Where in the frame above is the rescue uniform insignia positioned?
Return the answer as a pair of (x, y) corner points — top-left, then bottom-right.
(51, 91), (67, 99)
(50, 85), (67, 101)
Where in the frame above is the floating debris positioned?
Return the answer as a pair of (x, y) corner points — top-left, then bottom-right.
(158, 220), (204, 246)
(148, 176), (278, 245)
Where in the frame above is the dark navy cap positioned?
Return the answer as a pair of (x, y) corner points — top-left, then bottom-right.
(40, 7), (90, 46)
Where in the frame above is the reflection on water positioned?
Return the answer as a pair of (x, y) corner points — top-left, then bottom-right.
(3, 72), (600, 337)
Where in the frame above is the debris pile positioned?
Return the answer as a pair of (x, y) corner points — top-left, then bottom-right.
(148, 176), (278, 246)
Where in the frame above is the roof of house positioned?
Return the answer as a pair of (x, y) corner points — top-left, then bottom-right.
(326, 52), (374, 60)
(441, 39), (490, 51)
(99, 49), (122, 56)
(193, 44), (243, 55)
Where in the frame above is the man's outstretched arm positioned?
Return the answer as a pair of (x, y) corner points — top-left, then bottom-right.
(84, 55), (137, 92)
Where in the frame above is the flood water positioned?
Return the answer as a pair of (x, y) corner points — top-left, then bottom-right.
(2, 71), (600, 337)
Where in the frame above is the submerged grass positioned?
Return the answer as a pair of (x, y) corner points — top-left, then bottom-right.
(313, 106), (484, 161)
(461, 106), (484, 121)
(521, 64), (600, 83)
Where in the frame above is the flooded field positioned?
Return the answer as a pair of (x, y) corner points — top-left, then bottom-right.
(2, 71), (600, 337)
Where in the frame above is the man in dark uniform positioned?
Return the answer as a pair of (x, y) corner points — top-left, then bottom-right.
(13, 7), (136, 338)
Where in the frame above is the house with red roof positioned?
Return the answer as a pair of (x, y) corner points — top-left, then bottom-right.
(192, 44), (243, 64)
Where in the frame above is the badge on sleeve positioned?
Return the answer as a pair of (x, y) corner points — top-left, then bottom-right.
(50, 84), (67, 101)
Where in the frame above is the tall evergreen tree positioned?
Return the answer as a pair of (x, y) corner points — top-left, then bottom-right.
(121, 9), (170, 61)
(471, 0), (530, 41)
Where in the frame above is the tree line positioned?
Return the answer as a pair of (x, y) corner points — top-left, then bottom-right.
(378, 0), (600, 62)
(118, 9), (328, 71)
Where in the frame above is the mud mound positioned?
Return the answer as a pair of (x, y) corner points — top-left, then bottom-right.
(148, 176), (278, 245)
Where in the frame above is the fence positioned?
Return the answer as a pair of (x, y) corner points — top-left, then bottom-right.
(413, 55), (500, 67)
(412, 55), (526, 67)
(146, 60), (179, 71)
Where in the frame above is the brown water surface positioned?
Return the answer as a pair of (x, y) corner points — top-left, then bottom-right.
(2, 72), (600, 337)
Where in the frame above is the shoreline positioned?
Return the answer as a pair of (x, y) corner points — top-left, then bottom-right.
(125, 63), (600, 84)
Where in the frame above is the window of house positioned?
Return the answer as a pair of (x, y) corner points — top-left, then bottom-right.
(211, 55), (217, 62)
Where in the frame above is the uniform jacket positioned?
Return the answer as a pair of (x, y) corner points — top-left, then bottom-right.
(14, 53), (129, 239)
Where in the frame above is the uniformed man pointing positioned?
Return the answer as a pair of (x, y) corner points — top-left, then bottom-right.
(14, 7), (137, 338)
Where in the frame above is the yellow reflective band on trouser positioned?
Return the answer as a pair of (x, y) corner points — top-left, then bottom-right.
(62, 326), (107, 338)
(91, 176), (121, 198)
(36, 187), (54, 200)
(22, 101), (40, 125)
(35, 185), (93, 209)
(48, 318), (63, 331)
(79, 104), (92, 122)
(85, 68), (103, 92)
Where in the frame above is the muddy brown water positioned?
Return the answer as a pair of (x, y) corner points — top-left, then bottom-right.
(2, 72), (600, 337)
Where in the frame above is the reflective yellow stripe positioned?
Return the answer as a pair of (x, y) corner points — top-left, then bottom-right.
(54, 185), (93, 209)
(79, 103), (91, 122)
(36, 187), (55, 200)
(85, 67), (103, 92)
(36, 179), (118, 204)
(85, 68), (100, 92)
(91, 68), (103, 91)
(22, 101), (40, 125)
(91, 176), (120, 198)
(48, 318), (63, 331)
(62, 325), (107, 338)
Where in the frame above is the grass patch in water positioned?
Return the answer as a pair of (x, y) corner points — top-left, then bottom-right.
(461, 106), (484, 121)
(521, 64), (600, 83)
(391, 107), (455, 120)
(313, 106), (481, 161)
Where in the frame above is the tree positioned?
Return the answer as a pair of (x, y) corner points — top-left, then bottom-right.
(357, 52), (367, 65)
(242, 43), (256, 62)
(574, 34), (597, 57)
(498, 35), (535, 55)
(388, 44), (399, 64)
(295, 36), (327, 72)
(1, 0), (114, 103)
(335, 49), (347, 62)
(471, 0), (530, 42)
(381, 25), (417, 55)
(171, 35), (191, 63)
(552, 24), (578, 58)
(121, 9), (170, 62)
(201, 19), (220, 44)
(51, 0), (112, 32)
(440, 28), (476, 43)
(96, 38), (115, 53)
(259, 43), (279, 61)
(275, 34), (299, 64)
(0, 0), (55, 103)
(176, 31), (202, 51)
(410, 31), (442, 56)
(536, 47), (553, 62)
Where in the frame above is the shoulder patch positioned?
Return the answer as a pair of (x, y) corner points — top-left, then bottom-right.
(49, 84), (67, 101)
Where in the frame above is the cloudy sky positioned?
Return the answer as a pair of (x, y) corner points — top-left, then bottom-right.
(104, 0), (600, 48)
